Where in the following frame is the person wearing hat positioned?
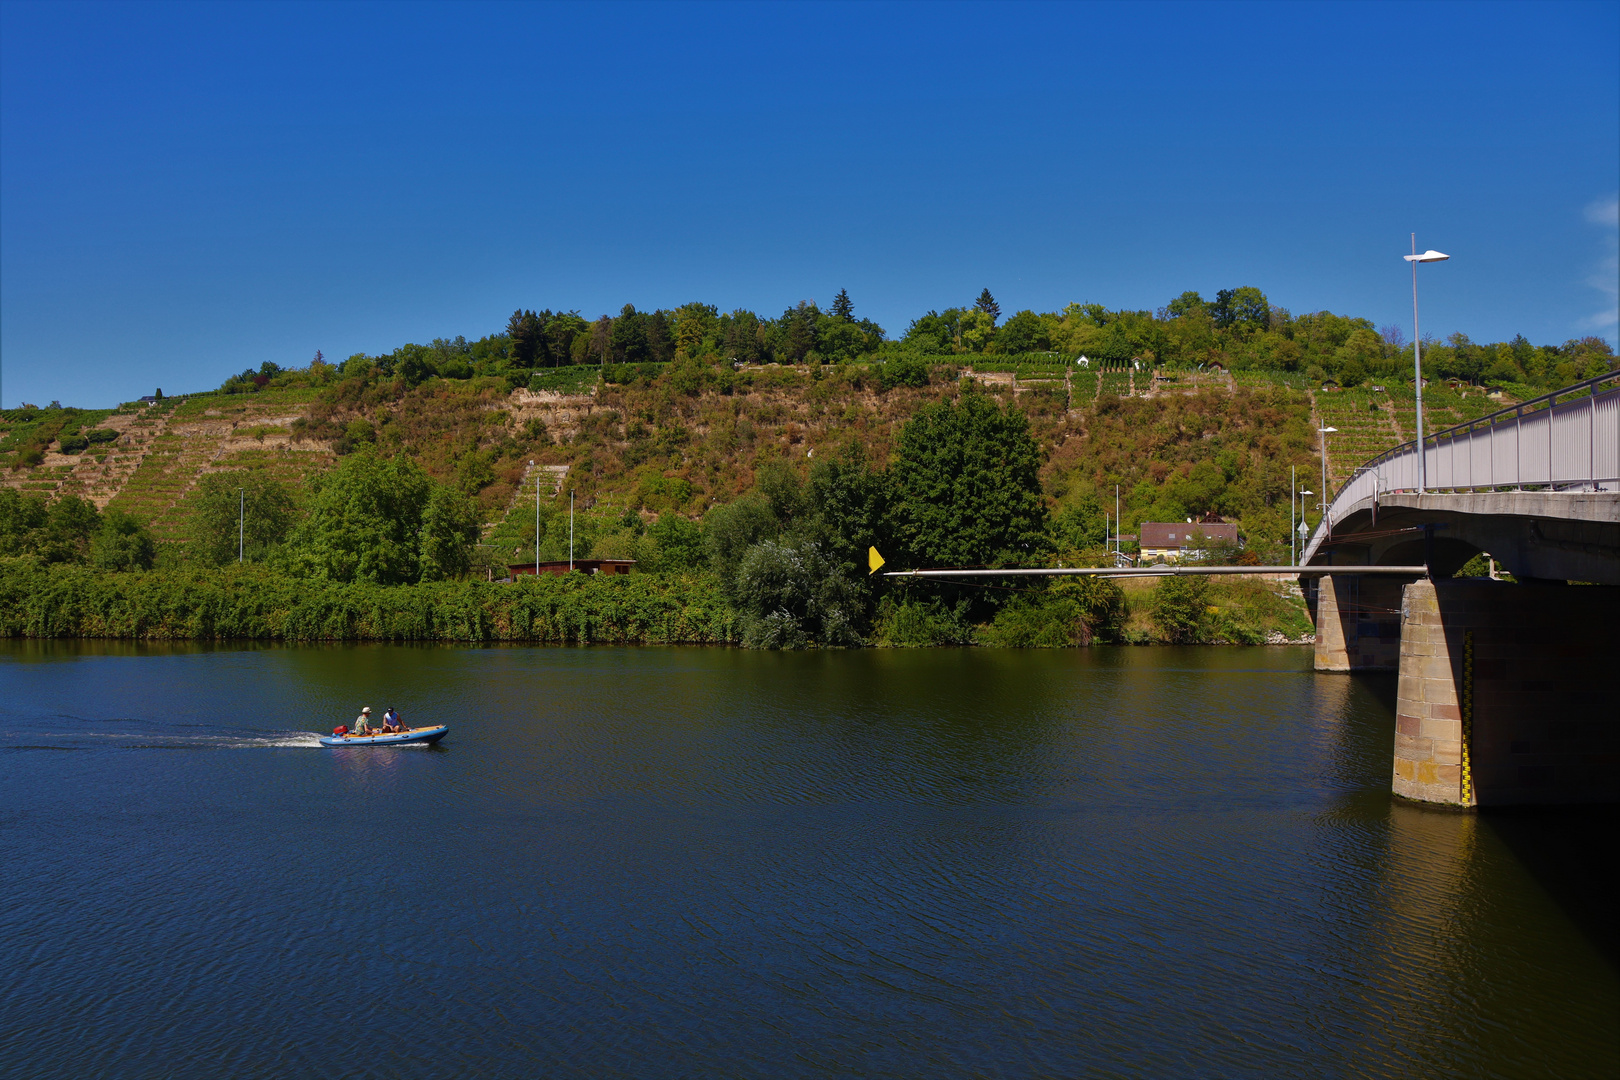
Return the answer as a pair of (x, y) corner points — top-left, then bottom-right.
(354, 706), (373, 736)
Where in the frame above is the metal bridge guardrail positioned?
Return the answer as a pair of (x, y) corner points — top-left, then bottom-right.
(1303, 370), (1619, 563)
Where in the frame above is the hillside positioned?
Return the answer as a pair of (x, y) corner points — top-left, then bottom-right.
(1, 358), (1517, 566)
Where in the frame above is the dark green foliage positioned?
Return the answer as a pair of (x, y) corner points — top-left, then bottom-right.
(1149, 575), (1211, 643)
(870, 593), (976, 646)
(611, 304), (650, 363)
(285, 449), (478, 585)
(703, 494), (780, 590)
(996, 310), (1049, 353)
(978, 577), (1127, 646)
(876, 356), (931, 389)
(0, 491), (154, 570)
(731, 538), (863, 648)
(975, 289), (1001, 324)
(1051, 494), (1110, 552)
(888, 393), (1048, 568)
(91, 510), (156, 571)
(507, 309), (544, 367)
(191, 473), (297, 566)
(642, 514), (706, 572)
(902, 309), (965, 354)
(0, 561), (738, 644)
(831, 288), (854, 322)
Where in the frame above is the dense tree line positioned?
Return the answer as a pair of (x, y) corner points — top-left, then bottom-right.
(212, 285), (1613, 400)
(0, 490), (154, 570)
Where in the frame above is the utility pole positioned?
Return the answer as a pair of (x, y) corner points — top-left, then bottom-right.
(569, 489), (575, 573)
(532, 461), (539, 578)
(1114, 484), (1120, 559)
(238, 488), (244, 564)
(1290, 465), (1296, 566)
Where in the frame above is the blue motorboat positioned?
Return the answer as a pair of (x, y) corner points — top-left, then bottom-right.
(319, 725), (448, 747)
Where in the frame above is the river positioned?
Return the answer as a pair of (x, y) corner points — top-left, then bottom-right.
(2, 642), (1614, 1078)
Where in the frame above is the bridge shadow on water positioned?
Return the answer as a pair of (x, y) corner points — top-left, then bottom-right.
(1349, 670), (1618, 969)
(1482, 805), (1620, 969)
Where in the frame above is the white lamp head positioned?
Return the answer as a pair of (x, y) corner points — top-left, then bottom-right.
(1319, 426), (1338, 433)
(1404, 250), (1450, 263)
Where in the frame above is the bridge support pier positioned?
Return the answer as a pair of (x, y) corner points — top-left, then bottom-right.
(1311, 573), (1411, 671)
(1391, 579), (1619, 807)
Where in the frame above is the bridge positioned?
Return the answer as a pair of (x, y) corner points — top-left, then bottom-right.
(1300, 371), (1618, 809)
(889, 372), (1619, 810)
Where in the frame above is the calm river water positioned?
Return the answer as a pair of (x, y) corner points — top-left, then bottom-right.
(2, 642), (1615, 1079)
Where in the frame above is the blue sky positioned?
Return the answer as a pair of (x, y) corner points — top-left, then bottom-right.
(2, 0), (1616, 408)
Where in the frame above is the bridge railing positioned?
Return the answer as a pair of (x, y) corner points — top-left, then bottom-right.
(1304, 370), (1619, 560)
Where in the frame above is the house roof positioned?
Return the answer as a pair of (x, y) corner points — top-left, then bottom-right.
(1139, 522), (1239, 548)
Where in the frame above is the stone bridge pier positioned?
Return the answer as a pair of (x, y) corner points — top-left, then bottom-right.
(1313, 574), (1619, 807)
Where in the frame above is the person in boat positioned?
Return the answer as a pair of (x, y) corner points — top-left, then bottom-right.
(353, 706), (373, 736)
(381, 708), (400, 734)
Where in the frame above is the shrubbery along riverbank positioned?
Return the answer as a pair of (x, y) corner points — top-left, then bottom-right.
(0, 559), (1311, 646)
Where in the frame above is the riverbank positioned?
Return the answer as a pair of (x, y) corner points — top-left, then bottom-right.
(0, 561), (739, 644)
(0, 560), (1313, 645)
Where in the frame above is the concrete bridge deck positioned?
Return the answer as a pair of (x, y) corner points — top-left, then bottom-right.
(1303, 372), (1618, 809)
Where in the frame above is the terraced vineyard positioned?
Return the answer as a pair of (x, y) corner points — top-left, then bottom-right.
(4, 365), (1533, 556)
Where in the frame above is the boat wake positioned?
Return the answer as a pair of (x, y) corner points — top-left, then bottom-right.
(0, 720), (328, 751)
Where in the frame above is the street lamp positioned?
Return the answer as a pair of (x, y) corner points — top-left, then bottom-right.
(1297, 489), (1313, 564)
(1317, 427), (1337, 538)
(1404, 238), (1450, 493)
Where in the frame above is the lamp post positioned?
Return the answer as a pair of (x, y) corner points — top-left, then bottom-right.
(1404, 238), (1450, 493)
(1290, 466), (1295, 565)
(1298, 488), (1313, 563)
(1317, 426), (1336, 537)
(531, 460), (539, 578)
(238, 488), (244, 564)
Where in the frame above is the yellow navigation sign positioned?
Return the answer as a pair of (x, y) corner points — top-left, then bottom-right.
(868, 546), (886, 575)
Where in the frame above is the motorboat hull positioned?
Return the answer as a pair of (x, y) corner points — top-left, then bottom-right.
(319, 725), (448, 747)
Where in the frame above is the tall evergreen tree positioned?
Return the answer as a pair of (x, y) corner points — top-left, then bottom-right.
(975, 288), (1001, 325)
(831, 288), (854, 322)
(611, 304), (650, 363)
(505, 309), (543, 367)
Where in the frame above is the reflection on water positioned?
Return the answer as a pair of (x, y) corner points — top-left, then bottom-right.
(1, 641), (1614, 1079)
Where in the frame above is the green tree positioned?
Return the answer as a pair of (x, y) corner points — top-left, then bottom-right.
(646, 309), (675, 363)
(506, 309), (543, 368)
(1150, 574), (1211, 643)
(191, 473), (297, 565)
(1166, 291), (1206, 318)
(778, 301), (820, 362)
(888, 393), (1048, 567)
(0, 490), (103, 563)
(831, 288), (854, 322)
(902, 309), (962, 354)
(287, 449), (476, 584)
(611, 305), (650, 363)
(731, 538), (863, 648)
(643, 513), (706, 571)
(975, 288), (1001, 324)
(91, 510), (155, 571)
(997, 309), (1049, 353)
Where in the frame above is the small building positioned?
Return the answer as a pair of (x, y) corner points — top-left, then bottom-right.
(508, 559), (636, 578)
(1139, 521), (1240, 563)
